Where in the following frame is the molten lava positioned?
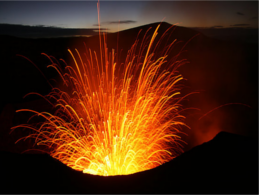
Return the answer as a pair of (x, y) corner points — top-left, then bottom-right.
(12, 3), (188, 176)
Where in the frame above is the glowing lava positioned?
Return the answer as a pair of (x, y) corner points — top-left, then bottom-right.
(12, 3), (188, 176)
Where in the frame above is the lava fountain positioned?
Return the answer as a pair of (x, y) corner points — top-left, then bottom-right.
(12, 2), (189, 176)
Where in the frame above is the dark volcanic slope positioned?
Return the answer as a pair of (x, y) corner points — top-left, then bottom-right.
(0, 132), (258, 194)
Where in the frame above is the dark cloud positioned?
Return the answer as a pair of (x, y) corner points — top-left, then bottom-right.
(237, 12), (244, 16)
(107, 20), (136, 25)
(93, 20), (136, 26)
(0, 23), (108, 38)
(230, 24), (249, 27)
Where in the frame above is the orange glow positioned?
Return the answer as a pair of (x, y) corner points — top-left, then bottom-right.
(12, 3), (188, 176)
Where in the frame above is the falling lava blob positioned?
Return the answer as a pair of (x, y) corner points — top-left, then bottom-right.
(12, 3), (189, 176)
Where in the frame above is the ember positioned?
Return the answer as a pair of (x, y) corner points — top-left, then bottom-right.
(12, 1), (187, 176)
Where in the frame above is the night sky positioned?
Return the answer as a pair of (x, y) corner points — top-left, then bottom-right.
(0, 1), (258, 36)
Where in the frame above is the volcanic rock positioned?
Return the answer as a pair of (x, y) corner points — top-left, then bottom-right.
(0, 131), (258, 193)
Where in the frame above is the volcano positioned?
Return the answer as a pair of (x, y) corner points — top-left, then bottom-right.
(0, 22), (258, 193)
(0, 22), (258, 152)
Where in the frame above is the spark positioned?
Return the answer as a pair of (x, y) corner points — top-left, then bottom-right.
(12, 2), (188, 176)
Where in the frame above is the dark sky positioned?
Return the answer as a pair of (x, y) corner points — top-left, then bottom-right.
(0, 1), (258, 33)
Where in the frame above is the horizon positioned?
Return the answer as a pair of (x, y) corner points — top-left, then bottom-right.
(0, 1), (258, 39)
(0, 22), (258, 44)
